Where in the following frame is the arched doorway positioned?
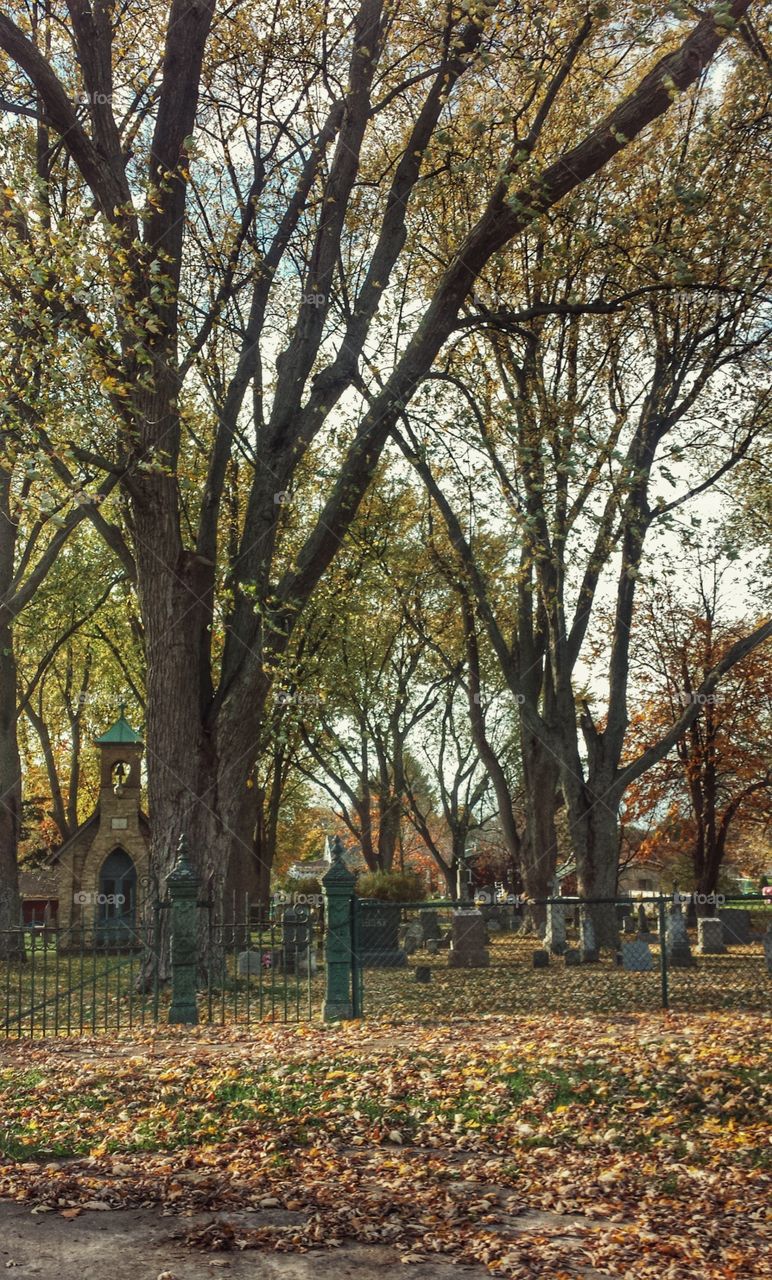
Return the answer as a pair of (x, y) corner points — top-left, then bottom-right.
(97, 848), (137, 944)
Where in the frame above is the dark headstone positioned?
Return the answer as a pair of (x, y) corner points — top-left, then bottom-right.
(666, 905), (696, 968)
(282, 905), (311, 951)
(419, 910), (441, 942)
(532, 949), (549, 968)
(282, 906), (315, 974)
(622, 940), (655, 971)
(564, 948), (581, 966)
(357, 901), (408, 968)
(448, 910), (490, 968)
(415, 966), (432, 983)
(718, 909), (752, 946)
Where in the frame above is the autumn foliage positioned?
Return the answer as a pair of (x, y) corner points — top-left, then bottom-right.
(624, 584), (772, 894)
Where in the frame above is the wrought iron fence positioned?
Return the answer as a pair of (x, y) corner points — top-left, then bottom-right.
(0, 894), (325, 1039)
(2, 884), (767, 1038)
(0, 916), (165, 1039)
(202, 898), (323, 1026)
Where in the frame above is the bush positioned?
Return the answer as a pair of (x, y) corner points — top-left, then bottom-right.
(284, 875), (322, 898)
(356, 869), (425, 902)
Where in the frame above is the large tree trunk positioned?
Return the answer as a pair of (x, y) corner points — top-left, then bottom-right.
(568, 779), (621, 951)
(695, 824), (725, 907)
(0, 611), (23, 958)
(377, 793), (401, 872)
(131, 478), (238, 980)
(519, 729), (560, 934)
(0, 462), (23, 958)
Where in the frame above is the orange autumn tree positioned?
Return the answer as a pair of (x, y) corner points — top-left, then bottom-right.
(624, 574), (772, 899)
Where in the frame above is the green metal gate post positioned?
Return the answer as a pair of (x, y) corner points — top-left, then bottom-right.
(657, 894), (669, 1011)
(167, 835), (200, 1025)
(322, 836), (356, 1022)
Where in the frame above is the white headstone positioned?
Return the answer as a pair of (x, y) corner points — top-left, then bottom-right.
(697, 918), (725, 955)
(579, 909), (597, 962)
(544, 902), (567, 955)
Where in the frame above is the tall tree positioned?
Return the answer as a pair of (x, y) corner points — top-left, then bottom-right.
(624, 569), (772, 901)
(0, 0), (756, 957)
(397, 84), (771, 943)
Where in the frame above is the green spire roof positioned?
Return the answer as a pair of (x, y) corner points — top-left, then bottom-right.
(95, 705), (143, 745)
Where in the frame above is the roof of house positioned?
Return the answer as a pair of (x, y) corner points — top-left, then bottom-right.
(19, 868), (59, 900)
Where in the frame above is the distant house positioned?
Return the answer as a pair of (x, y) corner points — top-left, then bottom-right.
(617, 859), (666, 896)
(286, 837), (370, 881)
(287, 837), (333, 880)
(18, 868), (59, 925)
(51, 711), (150, 942)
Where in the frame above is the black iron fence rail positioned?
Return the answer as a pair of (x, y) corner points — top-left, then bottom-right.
(2, 872), (768, 1037)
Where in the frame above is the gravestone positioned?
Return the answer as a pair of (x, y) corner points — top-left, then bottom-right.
(622, 915), (637, 935)
(282, 906), (314, 974)
(448, 910), (489, 968)
(564, 948), (581, 967)
(357, 901), (408, 967)
(426, 938), (439, 956)
(616, 901), (633, 924)
(636, 903), (656, 941)
(402, 919), (424, 951)
(499, 906), (517, 932)
(579, 909), (598, 963)
(532, 949), (549, 968)
(543, 902), (567, 955)
(718, 908), (752, 947)
(237, 949), (270, 977)
(697, 918), (725, 955)
(764, 928), (772, 975)
(293, 945), (318, 976)
(622, 940), (655, 971)
(415, 966), (432, 983)
(419, 910), (441, 943)
(666, 905), (696, 968)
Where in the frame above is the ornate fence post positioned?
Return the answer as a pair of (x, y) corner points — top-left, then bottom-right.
(167, 835), (200, 1025)
(657, 893), (669, 1011)
(322, 836), (356, 1022)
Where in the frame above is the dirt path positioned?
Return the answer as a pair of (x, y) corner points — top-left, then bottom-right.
(0, 1201), (611, 1280)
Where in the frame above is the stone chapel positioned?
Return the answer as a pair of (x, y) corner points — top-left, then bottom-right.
(53, 710), (150, 940)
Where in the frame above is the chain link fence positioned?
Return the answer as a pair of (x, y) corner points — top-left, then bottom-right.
(351, 894), (771, 1018)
